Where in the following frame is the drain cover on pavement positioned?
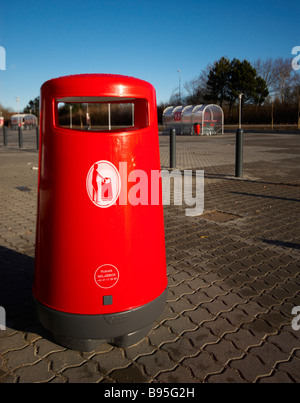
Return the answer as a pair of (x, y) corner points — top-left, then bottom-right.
(200, 210), (240, 223)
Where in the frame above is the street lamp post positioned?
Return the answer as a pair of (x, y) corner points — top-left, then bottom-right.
(16, 97), (20, 127)
(177, 70), (181, 104)
(236, 93), (244, 178)
(238, 93), (243, 129)
(70, 106), (73, 129)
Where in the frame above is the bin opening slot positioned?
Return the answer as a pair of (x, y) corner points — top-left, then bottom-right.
(55, 97), (148, 131)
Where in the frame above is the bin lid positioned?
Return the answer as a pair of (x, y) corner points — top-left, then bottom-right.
(41, 74), (155, 101)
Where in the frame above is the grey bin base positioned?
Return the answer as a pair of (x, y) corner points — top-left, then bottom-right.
(34, 289), (167, 351)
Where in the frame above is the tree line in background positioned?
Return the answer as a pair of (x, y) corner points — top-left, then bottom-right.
(0, 96), (40, 124)
(158, 56), (300, 127)
(1, 56), (299, 127)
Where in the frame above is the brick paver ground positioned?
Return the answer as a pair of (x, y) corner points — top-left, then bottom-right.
(0, 129), (299, 383)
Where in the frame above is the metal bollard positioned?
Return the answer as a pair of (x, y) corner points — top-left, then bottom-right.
(36, 126), (39, 150)
(235, 128), (243, 177)
(3, 126), (7, 146)
(170, 128), (176, 168)
(18, 126), (23, 148)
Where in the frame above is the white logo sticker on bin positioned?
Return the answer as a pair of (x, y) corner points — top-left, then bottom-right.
(94, 264), (119, 289)
(86, 160), (121, 208)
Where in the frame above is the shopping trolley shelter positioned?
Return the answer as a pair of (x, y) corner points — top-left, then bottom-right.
(163, 104), (224, 135)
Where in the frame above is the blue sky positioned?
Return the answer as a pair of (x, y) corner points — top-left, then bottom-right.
(0, 0), (299, 111)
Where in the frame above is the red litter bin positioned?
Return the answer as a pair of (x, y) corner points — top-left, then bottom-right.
(194, 123), (200, 135)
(33, 74), (168, 350)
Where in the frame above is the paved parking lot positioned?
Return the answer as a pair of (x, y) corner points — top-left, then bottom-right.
(0, 129), (299, 383)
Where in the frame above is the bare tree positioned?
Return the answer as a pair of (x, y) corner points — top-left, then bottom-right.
(184, 65), (211, 105)
(253, 57), (277, 96)
(272, 58), (294, 102)
(168, 88), (181, 106)
(255, 57), (295, 102)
